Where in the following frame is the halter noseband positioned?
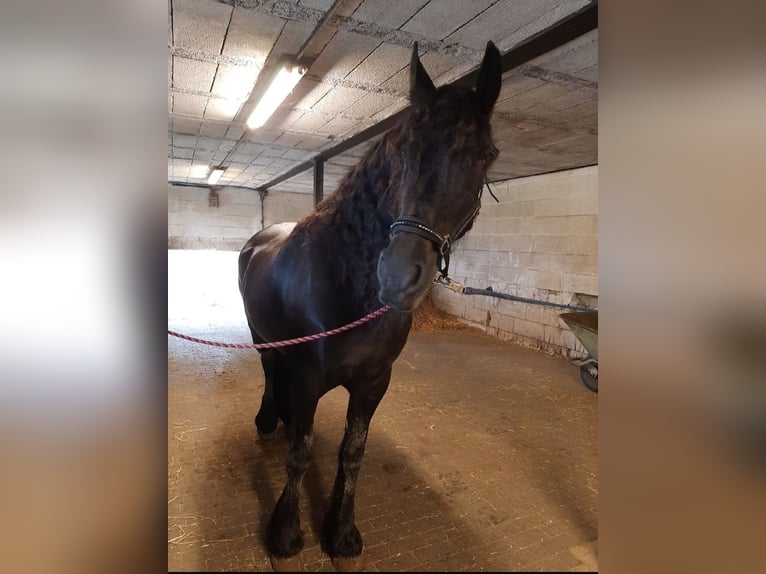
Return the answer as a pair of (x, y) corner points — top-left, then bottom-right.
(389, 188), (484, 278)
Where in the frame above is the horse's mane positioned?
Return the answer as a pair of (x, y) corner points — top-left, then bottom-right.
(294, 86), (487, 305)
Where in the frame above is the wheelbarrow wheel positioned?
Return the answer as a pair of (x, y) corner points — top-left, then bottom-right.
(580, 364), (598, 393)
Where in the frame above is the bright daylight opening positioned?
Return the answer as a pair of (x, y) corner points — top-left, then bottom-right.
(168, 250), (249, 337)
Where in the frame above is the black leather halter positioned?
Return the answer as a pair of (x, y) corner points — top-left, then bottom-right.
(389, 187), (484, 278)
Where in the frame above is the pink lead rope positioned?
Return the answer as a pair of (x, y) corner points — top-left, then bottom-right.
(168, 306), (392, 350)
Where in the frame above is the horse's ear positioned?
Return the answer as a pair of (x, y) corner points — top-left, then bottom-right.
(410, 42), (436, 107)
(476, 41), (501, 115)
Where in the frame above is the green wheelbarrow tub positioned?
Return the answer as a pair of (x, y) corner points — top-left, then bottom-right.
(560, 311), (598, 360)
(560, 311), (598, 392)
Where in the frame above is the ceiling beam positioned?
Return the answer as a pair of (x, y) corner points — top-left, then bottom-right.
(257, 1), (598, 193)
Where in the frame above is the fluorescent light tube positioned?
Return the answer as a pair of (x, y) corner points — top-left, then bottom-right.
(247, 63), (306, 129)
(207, 167), (225, 185)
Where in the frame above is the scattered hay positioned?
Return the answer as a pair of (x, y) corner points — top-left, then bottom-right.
(411, 294), (468, 333)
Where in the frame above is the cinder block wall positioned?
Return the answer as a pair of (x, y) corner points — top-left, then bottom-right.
(168, 183), (313, 250)
(432, 166), (598, 358)
(263, 190), (314, 228)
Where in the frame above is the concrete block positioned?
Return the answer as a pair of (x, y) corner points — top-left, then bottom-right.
(172, 93), (206, 118)
(488, 266), (522, 287)
(272, 19), (315, 58)
(351, 0), (429, 29)
(445, 0), (549, 51)
(290, 111), (332, 133)
(496, 73), (547, 104)
(464, 304), (491, 327)
(546, 88), (596, 113)
(310, 30), (380, 80)
(172, 147), (194, 159)
(248, 129), (282, 145)
(223, 7), (283, 66)
(205, 98), (243, 121)
(497, 201), (535, 218)
(402, 0), (494, 40)
(294, 134), (333, 151)
(574, 64), (598, 83)
(317, 116), (359, 137)
(270, 132), (306, 148)
(312, 85), (367, 115)
(344, 92), (403, 120)
(380, 66), (413, 97)
(561, 272), (598, 295)
(469, 295), (499, 312)
(371, 97), (408, 121)
(420, 50), (472, 85)
(173, 0), (232, 55)
(495, 217), (521, 235)
(527, 269), (562, 291)
(171, 158), (192, 168)
(432, 290), (466, 317)
(346, 42), (411, 86)
(282, 148), (313, 161)
(495, 312), (515, 334)
(199, 121), (229, 139)
(537, 29), (598, 76)
(261, 146), (289, 159)
(218, 140), (237, 152)
(172, 57), (217, 93)
(513, 318), (545, 341)
(193, 149), (215, 161)
(500, 0), (589, 54)
(211, 64), (259, 101)
(195, 136), (220, 151)
(513, 175), (571, 201)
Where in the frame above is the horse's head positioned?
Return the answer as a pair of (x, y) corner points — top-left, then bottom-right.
(378, 41), (501, 312)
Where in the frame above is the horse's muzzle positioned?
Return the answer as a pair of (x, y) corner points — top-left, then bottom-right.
(377, 233), (437, 311)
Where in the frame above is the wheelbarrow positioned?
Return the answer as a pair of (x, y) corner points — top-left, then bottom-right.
(560, 311), (598, 393)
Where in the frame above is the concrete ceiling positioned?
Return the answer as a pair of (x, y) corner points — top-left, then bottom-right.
(168, 0), (597, 194)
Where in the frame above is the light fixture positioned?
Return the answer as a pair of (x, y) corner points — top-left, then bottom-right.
(207, 167), (225, 185)
(247, 61), (307, 129)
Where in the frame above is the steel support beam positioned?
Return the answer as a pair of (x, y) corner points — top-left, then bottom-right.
(313, 157), (324, 207)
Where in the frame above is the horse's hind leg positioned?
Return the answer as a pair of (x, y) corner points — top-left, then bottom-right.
(255, 350), (283, 440)
(325, 366), (392, 571)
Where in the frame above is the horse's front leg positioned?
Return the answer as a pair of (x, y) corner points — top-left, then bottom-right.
(267, 386), (318, 571)
(325, 367), (391, 571)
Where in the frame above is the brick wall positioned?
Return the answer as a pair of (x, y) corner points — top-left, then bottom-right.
(432, 166), (598, 358)
(168, 183), (313, 250)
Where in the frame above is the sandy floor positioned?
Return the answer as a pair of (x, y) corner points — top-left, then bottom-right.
(168, 250), (598, 572)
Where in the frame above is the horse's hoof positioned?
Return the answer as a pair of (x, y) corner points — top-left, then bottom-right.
(270, 553), (303, 572)
(257, 428), (277, 441)
(332, 554), (366, 572)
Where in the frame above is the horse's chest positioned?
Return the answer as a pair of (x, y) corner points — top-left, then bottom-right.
(322, 323), (410, 382)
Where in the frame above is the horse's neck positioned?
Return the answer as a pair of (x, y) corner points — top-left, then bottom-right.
(316, 149), (400, 305)
(326, 138), (398, 234)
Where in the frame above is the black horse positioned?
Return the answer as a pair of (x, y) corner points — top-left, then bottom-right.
(238, 41), (501, 570)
